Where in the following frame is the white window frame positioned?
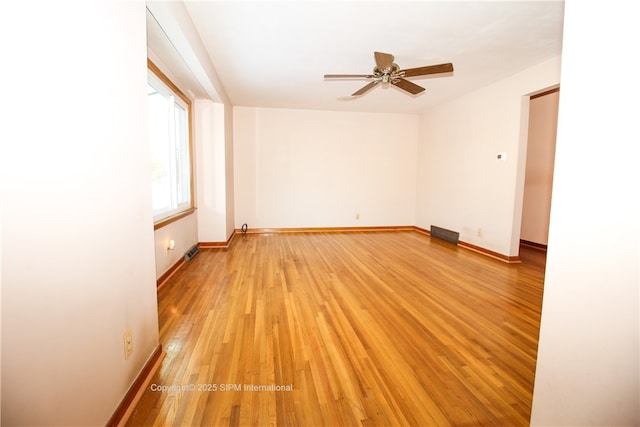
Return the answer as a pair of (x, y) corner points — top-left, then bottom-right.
(147, 60), (194, 229)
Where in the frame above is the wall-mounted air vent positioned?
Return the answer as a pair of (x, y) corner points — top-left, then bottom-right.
(430, 225), (460, 245)
(184, 245), (200, 261)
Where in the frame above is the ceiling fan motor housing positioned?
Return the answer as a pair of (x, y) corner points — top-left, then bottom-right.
(374, 63), (400, 83)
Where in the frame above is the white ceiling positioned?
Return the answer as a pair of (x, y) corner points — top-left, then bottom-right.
(148, 1), (565, 114)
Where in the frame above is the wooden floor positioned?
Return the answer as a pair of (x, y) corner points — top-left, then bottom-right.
(127, 231), (546, 426)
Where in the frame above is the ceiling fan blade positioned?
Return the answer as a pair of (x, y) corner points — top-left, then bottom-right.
(352, 80), (380, 96)
(400, 63), (454, 77)
(374, 51), (394, 70)
(324, 74), (374, 79)
(392, 78), (425, 95)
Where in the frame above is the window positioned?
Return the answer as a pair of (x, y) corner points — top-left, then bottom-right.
(147, 60), (194, 228)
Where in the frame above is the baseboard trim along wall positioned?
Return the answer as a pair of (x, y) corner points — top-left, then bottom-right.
(156, 258), (185, 290)
(232, 226), (521, 264)
(413, 226), (520, 263)
(156, 226), (522, 287)
(107, 345), (164, 427)
(199, 230), (237, 249)
(157, 232), (237, 288)
(413, 226), (431, 236)
(520, 239), (548, 251)
(458, 241), (522, 264)
(235, 225), (416, 234)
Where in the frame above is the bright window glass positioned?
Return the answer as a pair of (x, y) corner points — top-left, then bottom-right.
(147, 68), (191, 223)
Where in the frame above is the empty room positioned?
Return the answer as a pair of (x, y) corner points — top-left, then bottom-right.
(1, 1), (638, 427)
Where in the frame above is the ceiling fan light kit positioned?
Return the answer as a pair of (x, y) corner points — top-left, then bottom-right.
(324, 51), (454, 97)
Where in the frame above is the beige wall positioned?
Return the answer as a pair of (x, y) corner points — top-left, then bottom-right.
(196, 99), (232, 243)
(233, 107), (418, 228)
(416, 56), (562, 257)
(521, 91), (559, 245)
(530, 2), (639, 425)
(1, 2), (159, 425)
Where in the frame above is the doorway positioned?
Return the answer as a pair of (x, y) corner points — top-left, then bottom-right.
(520, 87), (560, 250)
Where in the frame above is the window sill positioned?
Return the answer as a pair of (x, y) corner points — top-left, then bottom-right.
(153, 207), (196, 230)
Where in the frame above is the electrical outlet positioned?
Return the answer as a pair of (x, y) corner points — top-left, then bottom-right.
(477, 228), (483, 237)
(355, 213), (360, 220)
(124, 329), (133, 359)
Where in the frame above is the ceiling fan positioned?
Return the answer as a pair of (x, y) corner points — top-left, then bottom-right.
(324, 51), (454, 97)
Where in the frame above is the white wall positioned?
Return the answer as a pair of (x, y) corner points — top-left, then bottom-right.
(196, 99), (231, 243)
(0, 2), (159, 425)
(521, 91), (559, 245)
(234, 107), (418, 229)
(225, 103), (236, 238)
(530, 2), (640, 425)
(416, 56), (562, 257)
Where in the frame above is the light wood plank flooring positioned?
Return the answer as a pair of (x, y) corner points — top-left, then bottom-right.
(127, 231), (545, 426)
